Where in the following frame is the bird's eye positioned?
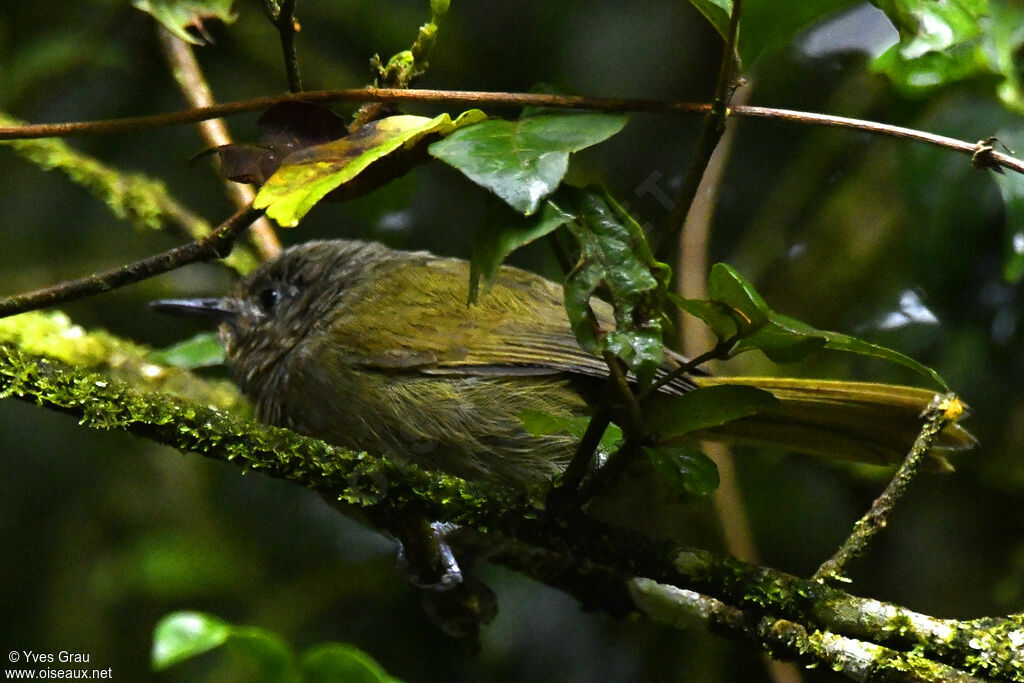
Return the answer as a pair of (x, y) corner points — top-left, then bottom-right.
(257, 287), (280, 313)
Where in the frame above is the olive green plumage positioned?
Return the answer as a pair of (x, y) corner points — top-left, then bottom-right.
(164, 239), (974, 491)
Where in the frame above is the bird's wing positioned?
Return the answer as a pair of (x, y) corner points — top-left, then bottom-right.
(321, 254), (634, 380)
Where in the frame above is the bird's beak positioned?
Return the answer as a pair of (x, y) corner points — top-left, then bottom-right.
(149, 297), (238, 322)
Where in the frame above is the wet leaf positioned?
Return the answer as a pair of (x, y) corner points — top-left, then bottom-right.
(429, 113), (629, 215)
(644, 384), (779, 440)
(559, 188), (669, 387)
(254, 110), (486, 227)
(674, 263), (949, 389)
(132, 0), (236, 45)
(147, 332), (224, 369)
(469, 199), (574, 303)
(645, 445), (719, 498)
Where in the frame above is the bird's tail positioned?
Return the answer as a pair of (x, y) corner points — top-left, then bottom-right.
(687, 376), (976, 467)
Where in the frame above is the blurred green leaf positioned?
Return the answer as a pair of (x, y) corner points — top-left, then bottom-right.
(991, 128), (1024, 281)
(152, 612), (232, 671)
(132, 0), (236, 45)
(644, 384), (779, 440)
(519, 409), (624, 455)
(870, 0), (997, 98)
(152, 612), (399, 681)
(301, 644), (401, 683)
(559, 188), (669, 386)
(645, 445), (720, 498)
(984, 1), (1024, 112)
(147, 332), (225, 369)
(469, 199), (574, 303)
(152, 611), (296, 678)
(255, 110), (486, 227)
(429, 114), (629, 215)
(674, 263), (949, 388)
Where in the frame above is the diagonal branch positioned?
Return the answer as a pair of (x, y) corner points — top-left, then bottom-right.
(0, 340), (1022, 680)
(0, 204), (262, 319)
(814, 394), (966, 582)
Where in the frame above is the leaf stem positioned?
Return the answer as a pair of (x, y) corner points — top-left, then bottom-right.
(639, 334), (739, 400)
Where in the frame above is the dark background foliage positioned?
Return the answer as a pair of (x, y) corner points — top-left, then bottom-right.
(2, 1), (1023, 680)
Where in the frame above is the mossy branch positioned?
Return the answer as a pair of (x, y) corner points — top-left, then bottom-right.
(1, 333), (1023, 680)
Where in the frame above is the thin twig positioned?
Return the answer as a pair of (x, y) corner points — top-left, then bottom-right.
(639, 334), (739, 400)
(157, 26), (281, 260)
(813, 394), (966, 583)
(1, 89), (1019, 174)
(0, 204), (262, 319)
(655, 0), (743, 263)
(261, 0), (303, 92)
(550, 408), (612, 502)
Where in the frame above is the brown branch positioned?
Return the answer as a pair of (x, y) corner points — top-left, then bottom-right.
(0, 204), (262, 319)
(2, 88), (1016, 173)
(157, 26), (281, 260)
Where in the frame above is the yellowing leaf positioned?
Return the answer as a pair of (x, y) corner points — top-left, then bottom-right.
(254, 110), (487, 227)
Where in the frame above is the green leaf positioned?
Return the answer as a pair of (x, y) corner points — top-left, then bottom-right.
(559, 188), (670, 386)
(132, 0), (236, 45)
(645, 445), (720, 498)
(644, 384), (780, 440)
(685, 0), (861, 67)
(687, 0), (732, 41)
(301, 644), (401, 683)
(469, 200), (575, 303)
(147, 332), (224, 369)
(870, 0), (993, 95)
(152, 612), (231, 670)
(255, 110), (486, 227)
(705, 262), (770, 331)
(429, 114), (629, 215)
(674, 263), (949, 389)
(668, 295), (740, 341)
(151, 611), (296, 678)
(519, 409), (624, 456)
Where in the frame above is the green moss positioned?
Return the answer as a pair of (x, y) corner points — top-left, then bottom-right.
(0, 310), (246, 413)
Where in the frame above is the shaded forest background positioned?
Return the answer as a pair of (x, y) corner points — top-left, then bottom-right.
(2, 1), (1024, 680)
